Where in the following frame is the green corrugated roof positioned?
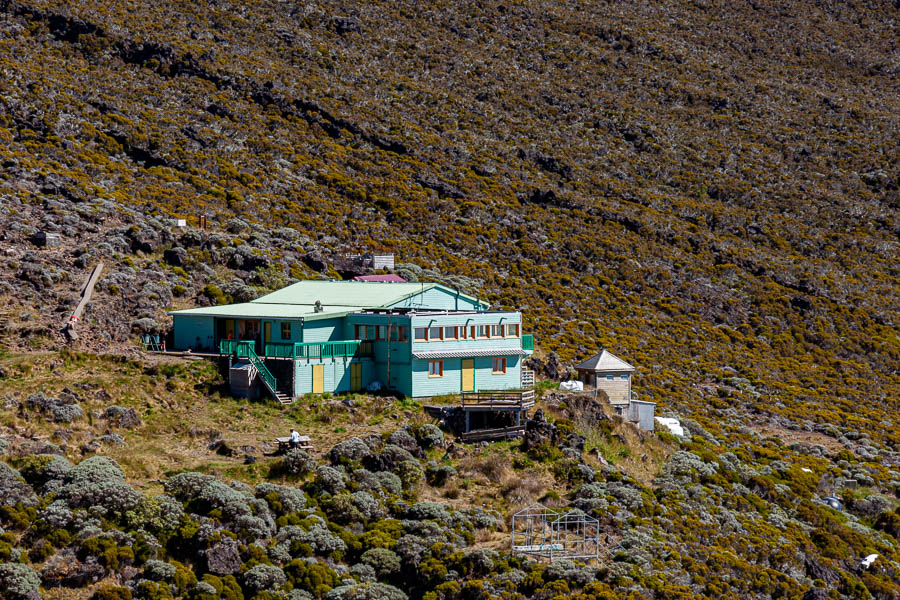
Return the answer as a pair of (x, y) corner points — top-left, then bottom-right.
(168, 280), (486, 320)
(169, 302), (356, 321)
(253, 280), (439, 306)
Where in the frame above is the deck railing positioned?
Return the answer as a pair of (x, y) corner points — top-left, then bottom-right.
(221, 339), (374, 360)
(261, 342), (295, 359)
(293, 340), (374, 360)
(246, 345), (277, 396)
(219, 339), (257, 357)
(522, 334), (534, 351)
(461, 389), (535, 409)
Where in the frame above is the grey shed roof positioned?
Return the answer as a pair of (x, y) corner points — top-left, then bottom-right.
(413, 347), (526, 359)
(575, 350), (635, 373)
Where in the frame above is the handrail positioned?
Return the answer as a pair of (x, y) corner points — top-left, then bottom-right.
(461, 389), (535, 409)
(219, 339), (256, 356)
(292, 340), (374, 359)
(246, 345), (277, 395)
(235, 340), (256, 358)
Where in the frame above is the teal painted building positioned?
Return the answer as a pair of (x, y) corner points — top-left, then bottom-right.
(168, 281), (533, 399)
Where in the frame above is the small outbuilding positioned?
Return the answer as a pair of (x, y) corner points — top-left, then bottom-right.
(575, 349), (635, 411)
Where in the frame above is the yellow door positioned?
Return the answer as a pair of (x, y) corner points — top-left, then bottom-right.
(350, 363), (362, 392)
(312, 364), (324, 394)
(461, 359), (474, 392)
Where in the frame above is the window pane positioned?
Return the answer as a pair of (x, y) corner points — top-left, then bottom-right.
(399, 326), (409, 342)
(478, 325), (489, 337)
(506, 324), (518, 337)
(414, 327), (427, 341)
(281, 322), (291, 340)
(444, 326), (456, 339)
(492, 325), (503, 337)
(430, 326), (442, 340)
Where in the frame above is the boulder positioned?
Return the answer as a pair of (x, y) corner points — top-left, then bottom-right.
(206, 537), (242, 575)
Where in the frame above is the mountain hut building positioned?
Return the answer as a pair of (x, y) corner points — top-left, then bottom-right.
(168, 280), (534, 402)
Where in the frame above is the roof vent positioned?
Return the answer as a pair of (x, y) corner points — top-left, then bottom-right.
(314, 300), (323, 313)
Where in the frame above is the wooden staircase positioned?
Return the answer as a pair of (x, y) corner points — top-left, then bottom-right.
(245, 345), (293, 404)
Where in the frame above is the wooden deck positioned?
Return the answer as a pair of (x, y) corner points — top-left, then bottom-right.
(460, 389), (535, 411)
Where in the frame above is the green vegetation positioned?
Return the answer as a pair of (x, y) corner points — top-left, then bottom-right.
(0, 0), (898, 597)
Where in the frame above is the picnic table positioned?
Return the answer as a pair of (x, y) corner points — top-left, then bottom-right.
(275, 435), (312, 452)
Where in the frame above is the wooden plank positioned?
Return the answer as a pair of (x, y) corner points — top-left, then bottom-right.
(64, 262), (104, 341)
(460, 425), (525, 442)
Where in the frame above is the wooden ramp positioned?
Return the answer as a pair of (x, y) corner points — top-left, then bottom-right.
(64, 262), (104, 341)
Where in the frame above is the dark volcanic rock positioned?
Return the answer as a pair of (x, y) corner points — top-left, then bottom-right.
(41, 552), (106, 588)
(206, 537), (242, 575)
(105, 406), (141, 429)
(330, 16), (361, 35)
(163, 246), (187, 266)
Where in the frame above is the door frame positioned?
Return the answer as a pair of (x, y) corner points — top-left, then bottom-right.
(312, 364), (324, 394)
(461, 358), (475, 392)
(350, 362), (362, 392)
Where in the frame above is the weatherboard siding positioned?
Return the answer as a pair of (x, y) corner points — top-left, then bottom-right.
(599, 378), (631, 405)
(173, 315), (214, 351)
(294, 357), (374, 395)
(389, 287), (482, 311)
(301, 318), (342, 342)
(410, 355), (521, 397)
(410, 313), (523, 354)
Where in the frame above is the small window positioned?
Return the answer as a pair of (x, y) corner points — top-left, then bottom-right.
(506, 323), (519, 337)
(281, 322), (291, 340)
(606, 375), (615, 380)
(354, 324), (363, 340)
(366, 325), (376, 340)
(444, 326), (457, 340)
(492, 324), (503, 337)
(621, 374), (630, 380)
(428, 360), (443, 377)
(477, 325), (490, 338)
(429, 326), (443, 340)
(414, 327), (427, 341)
(460, 326), (467, 339)
(398, 326), (409, 342)
(375, 325), (386, 341)
(492, 357), (507, 374)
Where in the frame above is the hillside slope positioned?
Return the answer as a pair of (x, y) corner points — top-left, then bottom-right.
(1, 0), (897, 441)
(0, 1), (899, 596)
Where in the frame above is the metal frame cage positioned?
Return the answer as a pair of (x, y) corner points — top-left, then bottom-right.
(510, 503), (600, 562)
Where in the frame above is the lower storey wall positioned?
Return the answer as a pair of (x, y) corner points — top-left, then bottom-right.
(294, 358), (374, 395)
(410, 355), (521, 398)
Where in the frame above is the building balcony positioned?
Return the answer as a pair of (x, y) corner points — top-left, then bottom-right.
(522, 334), (534, 354)
(220, 339), (374, 360)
